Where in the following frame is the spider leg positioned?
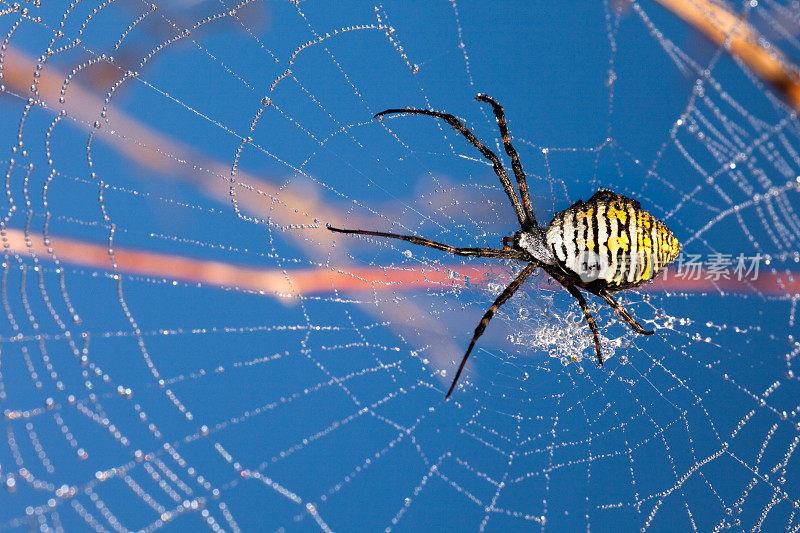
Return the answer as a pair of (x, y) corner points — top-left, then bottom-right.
(475, 94), (537, 227)
(565, 284), (605, 366)
(327, 225), (528, 260)
(375, 107), (529, 228)
(446, 262), (537, 399)
(596, 289), (654, 335)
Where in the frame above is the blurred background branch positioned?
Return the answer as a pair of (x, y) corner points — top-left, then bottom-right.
(656, 0), (800, 111)
(1, 41), (796, 302)
(5, 228), (794, 295)
(1, 45), (463, 374)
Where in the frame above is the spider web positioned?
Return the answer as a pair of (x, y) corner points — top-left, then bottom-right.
(0, 0), (798, 530)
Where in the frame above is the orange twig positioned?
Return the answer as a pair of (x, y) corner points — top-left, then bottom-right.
(6, 229), (796, 296)
(655, 0), (800, 110)
(2, 228), (473, 295)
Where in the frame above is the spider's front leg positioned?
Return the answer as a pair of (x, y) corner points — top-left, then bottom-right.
(474, 94), (537, 227)
(326, 225), (527, 260)
(373, 106), (530, 229)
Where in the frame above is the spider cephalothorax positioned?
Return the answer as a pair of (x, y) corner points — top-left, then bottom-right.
(328, 94), (681, 399)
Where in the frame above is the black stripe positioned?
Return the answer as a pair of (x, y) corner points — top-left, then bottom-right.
(623, 200), (634, 282)
(603, 202), (613, 275)
(572, 208), (580, 261)
(612, 201), (624, 284)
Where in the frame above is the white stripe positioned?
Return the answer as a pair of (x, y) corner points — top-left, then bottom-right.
(596, 203), (607, 252)
(608, 206), (619, 283)
(546, 223), (566, 262)
(552, 232), (565, 261)
(595, 204), (611, 283)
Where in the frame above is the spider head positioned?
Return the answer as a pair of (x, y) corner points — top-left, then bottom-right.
(501, 233), (521, 251)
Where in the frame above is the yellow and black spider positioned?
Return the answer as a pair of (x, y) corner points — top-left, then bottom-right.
(328, 94), (681, 399)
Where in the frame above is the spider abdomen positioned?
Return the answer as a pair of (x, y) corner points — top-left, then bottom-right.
(545, 189), (681, 290)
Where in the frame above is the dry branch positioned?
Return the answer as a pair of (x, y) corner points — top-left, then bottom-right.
(656, 0), (800, 110)
(5, 228), (795, 296)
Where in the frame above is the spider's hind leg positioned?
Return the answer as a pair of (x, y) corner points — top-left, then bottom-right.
(445, 262), (537, 399)
(596, 289), (654, 335)
(565, 285), (605, 366)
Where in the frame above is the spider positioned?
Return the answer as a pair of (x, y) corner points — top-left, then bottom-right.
(328, 94), (681, 399)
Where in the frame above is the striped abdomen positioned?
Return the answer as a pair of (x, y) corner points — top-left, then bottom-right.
(545, 189), (681, 291)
